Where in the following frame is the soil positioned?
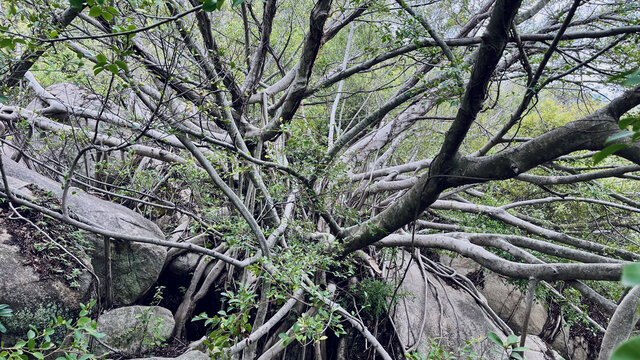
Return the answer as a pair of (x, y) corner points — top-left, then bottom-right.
(0, 197), (87, 286)
(465, 269), (485, 289)
(119, 339), (189, 359)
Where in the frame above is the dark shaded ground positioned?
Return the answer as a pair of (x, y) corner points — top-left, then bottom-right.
(0, 192), (89, 287)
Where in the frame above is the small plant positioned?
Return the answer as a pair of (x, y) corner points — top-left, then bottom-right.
(193, 283), (258, 358)
(405, 337), (480, 359)
(0, 304), (13, 334)
(135, 310), (166, 350)
(277, 308), (345, 346)
(487, 332), (528, 360)
(66, 268), (84, 289)
(151, 286), (165, 306)
(0, 300), (104, 360)
(358, 278), (396, 319)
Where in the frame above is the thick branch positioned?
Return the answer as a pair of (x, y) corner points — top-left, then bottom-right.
(377, 234), (625, 281)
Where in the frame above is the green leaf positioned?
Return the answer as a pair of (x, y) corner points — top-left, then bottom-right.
(202, 0), (217, 11)
(619, 116), (640, 130)
(609, 68), (639, 83)
(216, 0), (225, 10)
(0, 38), (12, 49)
(0, 322), (6, 333)
(605, 131), (635, 145)
(27, 330), (35, 339)
(32, 352), (44, 360)
(506, 334), (518, 346)
(69, 0), (84, 10)
(96, 53), (107, 64)
(511, 352), (523, 360)
(106, 63), (119, 75)
(610, 336), (640, 360)
(232, 0), (243, 7)
(50, 30), (59, 38)
(0, 96), (8, 104)
(592, 144), (628, 164)
(622, 263), (640, 287)
(93, 67), (104, 75)
(76, 317), (91, 326)
(114, 60), (129, 72)
(486, 332), (503, 347)
(624, 70), (640, 87)
(101, 10), (113, 21)
(88, 5), (101, 17)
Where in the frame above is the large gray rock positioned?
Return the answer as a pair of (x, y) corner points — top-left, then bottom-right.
(93, 306), (175, 356)
(387, 252), (563, 359)
(524, 335), (563, 360)
(444, 255), (591, 360)
(87, 237), (166, 305)
(0, 227), (93, 343)
(486, 334), (561, 360)
(166, 252), (201, 278)
(443, 256), (548, 336)
(130, 350), (209, 360)
(551, 331), (590, 360)
(0, 155), (167, 305)
(386, 251), (506, 359)
(24, 83), (133, 178)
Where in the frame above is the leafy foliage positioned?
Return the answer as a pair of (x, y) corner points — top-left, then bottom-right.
(406, 337), (481, 360)
(357, 278), (397, 319)
(192, 283), (258, 357)
(593, 70), (640, 164)
(486, 332), (528, 360)
(0, 301), (103, 360)
(0, 305), (13, 334)
(611, 337), (640, 360)
(2, 0), (640, 358)
(609, 263), (640, 360)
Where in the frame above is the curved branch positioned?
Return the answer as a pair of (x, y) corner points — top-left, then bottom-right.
(431, 200), (640, 260)
(598, 286), (640, 360)
(176, 134), (270, 257)
(516, 165), (640, 185)
(377, 234), (626, 281)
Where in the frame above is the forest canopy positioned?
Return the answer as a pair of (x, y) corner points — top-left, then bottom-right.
(1, 0), (640, 359)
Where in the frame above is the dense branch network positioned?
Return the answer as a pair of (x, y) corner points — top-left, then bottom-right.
(1, 0), (640, 358)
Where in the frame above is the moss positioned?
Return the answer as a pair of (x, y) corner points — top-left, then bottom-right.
(1, 299), (77, 344)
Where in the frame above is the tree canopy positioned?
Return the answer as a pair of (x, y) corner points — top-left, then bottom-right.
(2, 0), (640, 358)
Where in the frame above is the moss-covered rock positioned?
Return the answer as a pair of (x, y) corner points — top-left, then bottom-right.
(92, 306), (175, 356)
(0, 155), (167, 305)
(0, 228), (94, 344)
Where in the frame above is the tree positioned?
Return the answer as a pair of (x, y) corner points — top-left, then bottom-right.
(1, 0), (640, 358)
